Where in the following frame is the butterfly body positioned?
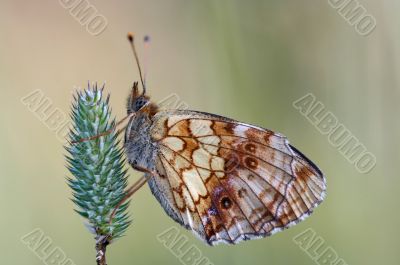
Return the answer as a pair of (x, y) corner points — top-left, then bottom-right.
(124, 111), (157, 171)
(124, 82), (326, 246)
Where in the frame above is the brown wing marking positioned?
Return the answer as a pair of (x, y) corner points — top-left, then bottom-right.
(152, 112), (326, 245)
(159, 142), (274, 243)
(159, 141), (278, 243)
(158, 146), (233, 243)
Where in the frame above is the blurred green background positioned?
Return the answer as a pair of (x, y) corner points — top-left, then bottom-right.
(1, 0), (399, 264)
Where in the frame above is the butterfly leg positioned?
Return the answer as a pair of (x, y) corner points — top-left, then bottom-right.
(109, 166), (161, 224)
(72, 112), (136, 143)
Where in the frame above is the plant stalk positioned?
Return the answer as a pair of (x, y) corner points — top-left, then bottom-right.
(96, 235), (109, 265)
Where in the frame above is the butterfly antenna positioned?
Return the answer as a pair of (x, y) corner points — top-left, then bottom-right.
(143, 35), (150, 88)
(127, 32), (146, 95)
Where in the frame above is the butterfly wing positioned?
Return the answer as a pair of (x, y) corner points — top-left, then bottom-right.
(148, 110), (326, 245)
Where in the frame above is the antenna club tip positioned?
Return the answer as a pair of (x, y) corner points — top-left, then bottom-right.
(144, 35), (150, 42)
(127, 32), (134, 42)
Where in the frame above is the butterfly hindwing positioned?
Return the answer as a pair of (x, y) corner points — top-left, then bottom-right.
(149, 110), (326, 245)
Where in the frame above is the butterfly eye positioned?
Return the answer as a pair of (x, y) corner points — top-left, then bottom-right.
(134, 97), (147, 111)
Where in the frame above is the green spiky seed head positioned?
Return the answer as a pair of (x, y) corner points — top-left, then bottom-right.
(66, 84), (131, 240)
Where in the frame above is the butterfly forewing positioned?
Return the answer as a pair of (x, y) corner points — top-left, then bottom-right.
(149, 110), (326, 245)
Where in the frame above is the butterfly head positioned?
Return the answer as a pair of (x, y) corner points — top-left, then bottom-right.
(127, 81), (158, 115)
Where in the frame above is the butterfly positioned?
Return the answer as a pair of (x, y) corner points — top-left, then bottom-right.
(111, 33), (326, 246)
